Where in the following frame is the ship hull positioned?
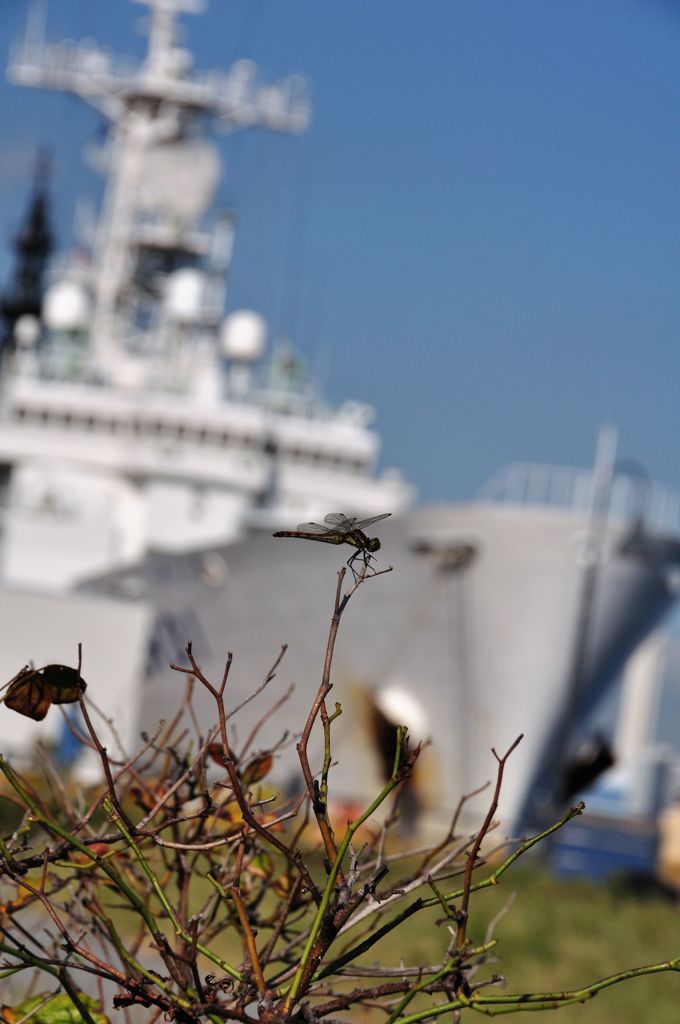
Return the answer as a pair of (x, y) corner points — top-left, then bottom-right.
(82, 502), (680, 834)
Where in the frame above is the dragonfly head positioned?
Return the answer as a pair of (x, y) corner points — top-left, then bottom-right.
(367, 537), (381, 553)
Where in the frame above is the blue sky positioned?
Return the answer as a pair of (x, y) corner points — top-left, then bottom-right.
(1, 0), (680, 502)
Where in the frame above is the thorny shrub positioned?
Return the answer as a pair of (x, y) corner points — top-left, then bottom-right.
(0, 565), (678, 1024)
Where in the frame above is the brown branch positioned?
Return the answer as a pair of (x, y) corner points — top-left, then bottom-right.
(227, 643), (288, 722)
(77, 691), (135, 833)
(238, 683), (295, 761)
(258, 876), (303, 970)
(295, 570), (348, 875)
(312, 981), (412, 1016)
(455, 734), (523, 952)
(230, 885), (266, 997)
(10, 870), (128, 988)
(172, 644), (319, 901)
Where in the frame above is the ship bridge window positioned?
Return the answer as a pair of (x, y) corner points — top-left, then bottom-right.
(185, 427), (209, 445)
(67, 413), (94, 430)
(160, 423), (184, 440)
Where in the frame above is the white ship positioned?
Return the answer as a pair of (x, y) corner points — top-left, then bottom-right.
(0, 0), (413, 593)
(1, 1), (679, 837)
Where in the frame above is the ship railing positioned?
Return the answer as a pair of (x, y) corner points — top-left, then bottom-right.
(478, 463), (680, 537)
(9, 40), (138, 89)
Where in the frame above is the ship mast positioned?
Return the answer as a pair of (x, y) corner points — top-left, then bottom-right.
(142, 0), (205, 75)
(8, 0), (310, 380)
(0, 152), (53, 355)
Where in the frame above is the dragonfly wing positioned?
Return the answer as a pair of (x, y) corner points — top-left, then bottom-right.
(350, 512), (392, 531)
(295, 521), (332, 534)
(323, 512), (354, 529)
(292, 512), (391, 534)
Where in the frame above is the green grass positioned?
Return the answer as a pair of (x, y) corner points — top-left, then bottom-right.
(365, 865), (680, 1023)
(61, 856), (680, 1022)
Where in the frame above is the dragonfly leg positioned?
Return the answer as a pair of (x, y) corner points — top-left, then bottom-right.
(346, 549), (362, 581)
(346, 548), (376, 581)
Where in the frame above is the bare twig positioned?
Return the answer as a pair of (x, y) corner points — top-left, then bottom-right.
(455, 735), (523, 952)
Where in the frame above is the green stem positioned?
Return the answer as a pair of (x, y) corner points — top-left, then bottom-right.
(314, 900), (422, 981)
(317, 802), (585, 980)
(0, 965), (23, 979)
(386, 961), (455, 1024)
(282, 727), (407, 1011)
(104, 798), (242, 983)
(436, 802), (586, 908)
(393, 957), (680, 1022)
(320, 702), (342, 816)
(426, 876), (457, 920)
(101, 913), (195, 1012)
(0, 757), (160, 938)
(385, 940), (498, 1024)
(0, 943), (99, 1024)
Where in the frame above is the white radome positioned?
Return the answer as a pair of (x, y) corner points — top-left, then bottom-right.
(42, 280), (90, 332)
(164, 269), (206, 323)
(13, 314), (41, 348)
(221, 309), (267, 362)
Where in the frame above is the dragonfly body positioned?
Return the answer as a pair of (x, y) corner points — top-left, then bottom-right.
(273, 513), (390, 574)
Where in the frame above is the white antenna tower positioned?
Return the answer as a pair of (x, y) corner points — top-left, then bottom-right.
(132, 0), (204, 74)
(9, 0), (310, 379)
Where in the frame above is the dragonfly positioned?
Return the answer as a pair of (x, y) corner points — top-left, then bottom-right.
(273, 512), (392, 576)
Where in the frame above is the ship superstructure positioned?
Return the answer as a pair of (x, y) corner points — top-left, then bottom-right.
(0, 0), (413, 590)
